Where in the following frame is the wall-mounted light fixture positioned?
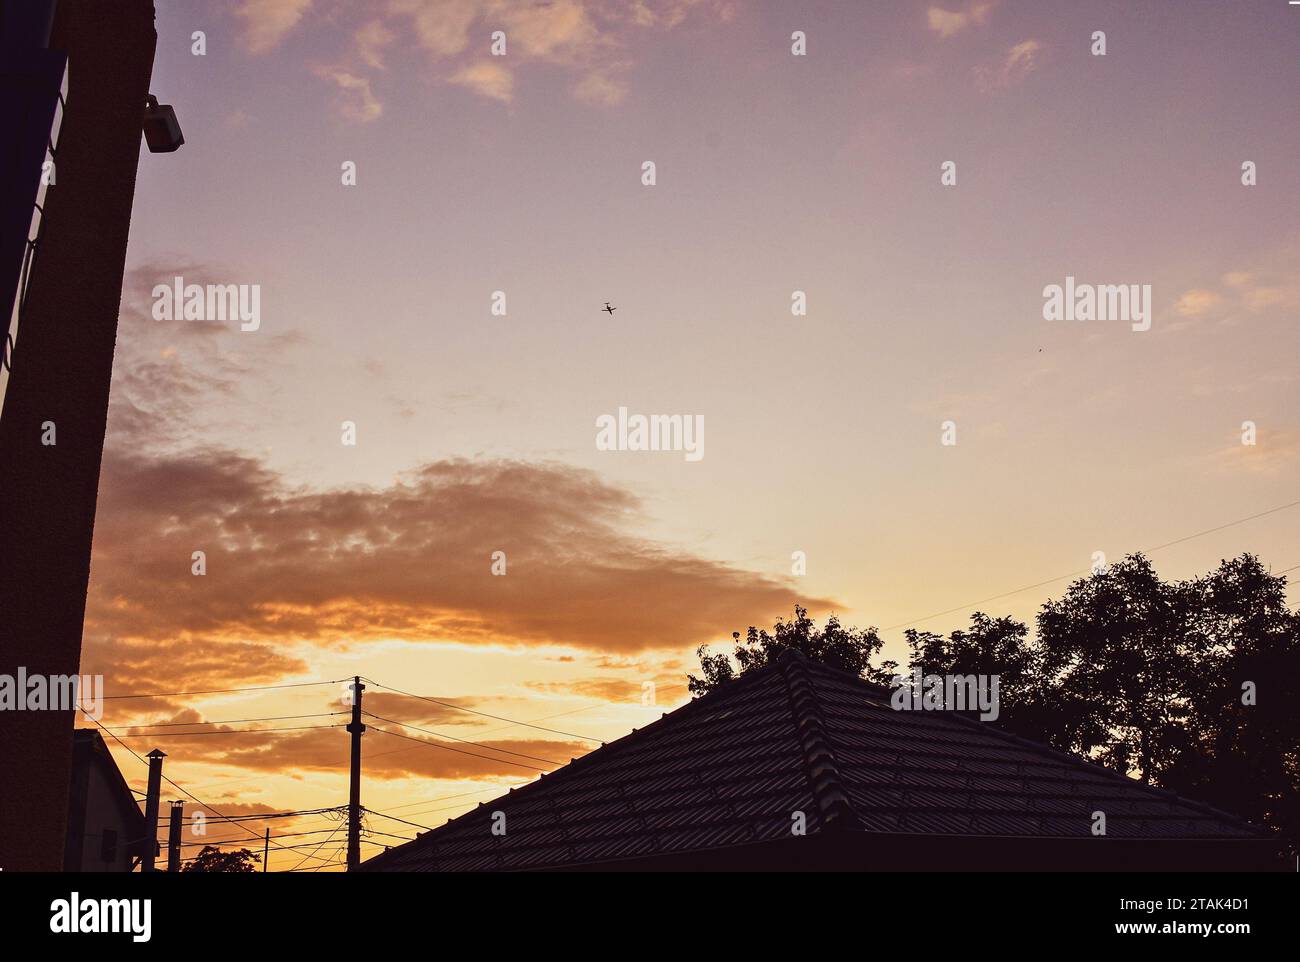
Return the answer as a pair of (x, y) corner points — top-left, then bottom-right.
(142, 94), (183, 153)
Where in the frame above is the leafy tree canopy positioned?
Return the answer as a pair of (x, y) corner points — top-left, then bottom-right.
(689, 553), (1300, 850)
(182, 846), (261, 873)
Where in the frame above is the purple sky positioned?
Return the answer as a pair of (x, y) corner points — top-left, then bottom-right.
(54, 0), (1300, 862)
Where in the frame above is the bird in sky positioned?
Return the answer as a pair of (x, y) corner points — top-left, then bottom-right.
(603, 302), (617, 315)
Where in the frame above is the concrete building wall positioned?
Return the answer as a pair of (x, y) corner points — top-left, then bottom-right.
(0, 0), (157, 871)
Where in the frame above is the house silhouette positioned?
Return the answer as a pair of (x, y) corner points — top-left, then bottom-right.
(64, 729), (146, 872)
(363, 651), (1278, 871)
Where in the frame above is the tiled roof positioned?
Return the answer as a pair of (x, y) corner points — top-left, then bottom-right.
(362, 652), (1261, 871)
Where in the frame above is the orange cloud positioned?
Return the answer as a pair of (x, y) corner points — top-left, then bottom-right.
(85, 451), (824, 658)
(115, 721), (584, 781)
(84, 264), (831, 700)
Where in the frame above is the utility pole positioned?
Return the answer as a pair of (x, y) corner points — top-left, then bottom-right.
(142, 749), (164, 872)
(166, 800), (183, 872)
(263, 827), (269, 872)
(346, 676), (365, 872)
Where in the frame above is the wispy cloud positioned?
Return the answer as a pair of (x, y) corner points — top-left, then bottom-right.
(1215, 428), (1300, 476)
(313, 65), (384, 122)
(238, 0), (737, 119)
(926, 1), (996, 40)
(354, 18), (396, 71)
(235, 0), (315, 54)
(1174, 288), (1223, 317)
(1170, 255), (1300, 328)
(449, 60), (514, 103)
(572, 69), (629, 105)
(974, 38), (1044, 91)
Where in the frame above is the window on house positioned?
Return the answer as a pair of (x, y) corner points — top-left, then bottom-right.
(101, 829), (118, 863)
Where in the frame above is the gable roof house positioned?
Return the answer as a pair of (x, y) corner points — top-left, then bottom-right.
(63, 729), (147, 872)
(362, 652), (1280, 872)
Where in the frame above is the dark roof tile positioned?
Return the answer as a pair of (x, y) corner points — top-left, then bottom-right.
(363, 653), (1262, 871)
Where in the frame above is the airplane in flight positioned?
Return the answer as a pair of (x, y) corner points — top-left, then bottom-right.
(603, 302), (617, 315)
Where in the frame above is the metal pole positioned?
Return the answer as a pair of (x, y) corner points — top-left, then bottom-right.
(142, 749), (165, 871)
(346, 676), (365, 871)
(166, 800), (183, 872)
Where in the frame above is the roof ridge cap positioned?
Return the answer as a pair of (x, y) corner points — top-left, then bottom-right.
(778, 654), (861, 833)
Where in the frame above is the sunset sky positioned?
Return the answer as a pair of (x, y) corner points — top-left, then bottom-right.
(63, 0), (1300, 869)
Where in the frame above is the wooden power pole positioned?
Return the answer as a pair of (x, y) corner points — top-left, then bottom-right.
(346, 676), (365, 871)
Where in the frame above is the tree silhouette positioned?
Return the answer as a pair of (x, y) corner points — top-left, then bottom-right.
(182, 845), (261, 872)
(903, 611), (1055, 743)
(688, 604), (893, 696)
(1164, 555), (1300, 847)
(691, 553), (1299, 850)
(1036, 554), (1199, 782)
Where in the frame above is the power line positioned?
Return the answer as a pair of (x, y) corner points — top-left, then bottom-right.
(360, 827), (417, 842)
(360, 711), (563, 765)
(81, 714), (305, 859)
(1145, 499), (1300, 553)
(361, 678), (603, 742)
(101, 679), (346, 701)
(368, 784), (515, 814)
(184, 835), (355, 861)
(76, 508), (1296, 870)
(284, 821), (344, 873)
(373, 796), (502, 823)
(471, 683), (687, 740)
(362, 808), (434, 833)
(364, 723), (552, 773)
(259, 838), (358, 854)
(283, 859), (345, 873)
(173, 828), (342, 848)
(104, 712), (345, 730)
(107, 723), (345, 738)
(365, 689), (692, 815)
(178, 839), (375, 870)
(178, 807), (342, 824)
(882, 498), (1300, 631)
(282, 859), (343, 873)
